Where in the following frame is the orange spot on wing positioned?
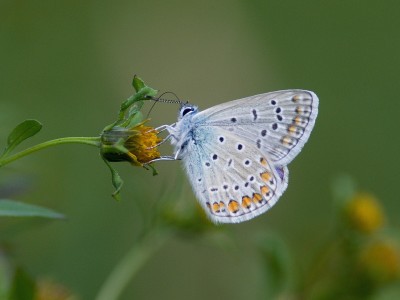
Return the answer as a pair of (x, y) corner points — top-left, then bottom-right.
(260, 157), (268, 166)
(260, 171), (272, 182)
(294, 116), (302, 125)
(292, 95), (301, 102)
(242, 196), (252, 209)
(212, 202), (220, 213)
(288, 125), (297, 134)
(219, 201), (226, 212)
(281, 136), (292, 146)
(252, 193), (263, 204)
(261, 186), (270, 197)
(228, 200), (240, 213)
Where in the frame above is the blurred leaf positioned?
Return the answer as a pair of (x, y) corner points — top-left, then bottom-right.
(9, 267), (36, 300)
(0, 199), (64, 219)
(258, 233), (293, 299)
(102, 159), (123, 201)
(1, 120), (42, 158)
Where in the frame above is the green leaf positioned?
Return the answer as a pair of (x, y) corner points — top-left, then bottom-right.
(120, 86), (158, 113)
(102, 159), (123, 201)
(144, 164), (158, 176)
(128, 103), (144, 119)
(2, 120), (42, 158)
(132, 75), (145, 92)
(0, 199), (64, 219)
(103, 76), (157, 132)
(9, 267), (36, 300)
(124, 108), (144, 128)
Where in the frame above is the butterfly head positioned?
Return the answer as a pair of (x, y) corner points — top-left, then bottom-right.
(178, 104), (198, 120)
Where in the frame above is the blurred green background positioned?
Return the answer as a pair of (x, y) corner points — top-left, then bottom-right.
(1, 1), (400, 299)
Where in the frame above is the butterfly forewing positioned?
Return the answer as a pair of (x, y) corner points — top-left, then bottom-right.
(195, 90), (318, 165)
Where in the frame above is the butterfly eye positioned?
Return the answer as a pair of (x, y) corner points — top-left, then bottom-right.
(182, 108), (192, 115)
(181, 107), (195, 117)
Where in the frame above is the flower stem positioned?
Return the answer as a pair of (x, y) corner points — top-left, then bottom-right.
(95, 228), (172, 300)
(0, 136), (101, 167)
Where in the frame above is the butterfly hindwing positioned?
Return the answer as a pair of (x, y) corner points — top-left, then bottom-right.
(182, 128), (288, 223)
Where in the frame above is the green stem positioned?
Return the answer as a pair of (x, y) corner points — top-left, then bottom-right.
(0, 136), (100, 167)
(95, 228), (172, 300)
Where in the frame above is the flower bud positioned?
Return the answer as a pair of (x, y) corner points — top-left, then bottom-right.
(344, 193), (385, 234)
(359, 239), (400, 283)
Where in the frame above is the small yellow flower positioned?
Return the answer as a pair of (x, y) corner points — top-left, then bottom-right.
(101, 122), (161, 166)
(345, 193), (385, 234)
(359, 239), (400, 284)
(124, 124), (161, 165)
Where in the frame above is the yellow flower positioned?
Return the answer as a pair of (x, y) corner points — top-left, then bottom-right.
(101, 122), (161, 166)
(359, 239), (400, 284)
(124, 124), (161, 165)
(345, 193), (385, 234)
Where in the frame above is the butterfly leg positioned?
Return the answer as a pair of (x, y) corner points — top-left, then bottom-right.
(143, 124), (177, 150)
(144, 156), (178, 164)
(153, 124), (176, 133)
(146, 133), (173, 149)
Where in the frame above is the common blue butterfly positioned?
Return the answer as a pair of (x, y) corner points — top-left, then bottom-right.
(155, 90), (318, 223)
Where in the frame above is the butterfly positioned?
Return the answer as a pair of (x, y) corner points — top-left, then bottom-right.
(156, 90), (318, 223)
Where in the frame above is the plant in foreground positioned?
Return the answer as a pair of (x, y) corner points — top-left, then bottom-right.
(257, 176), (400, 299)
(0, 75), (224, 300)
(0, 75), (160, 204)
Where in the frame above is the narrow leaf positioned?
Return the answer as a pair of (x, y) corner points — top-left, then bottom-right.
(0, 199), (64, 219)
(2, 120), (42, 157)
(145, 164), (158, 176)
(103, 159), (123, 201)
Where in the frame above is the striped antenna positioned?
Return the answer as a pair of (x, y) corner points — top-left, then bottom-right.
(145, 92), (188, 118)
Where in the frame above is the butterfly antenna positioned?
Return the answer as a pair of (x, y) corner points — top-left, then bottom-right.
(145, 91), (186, 118)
